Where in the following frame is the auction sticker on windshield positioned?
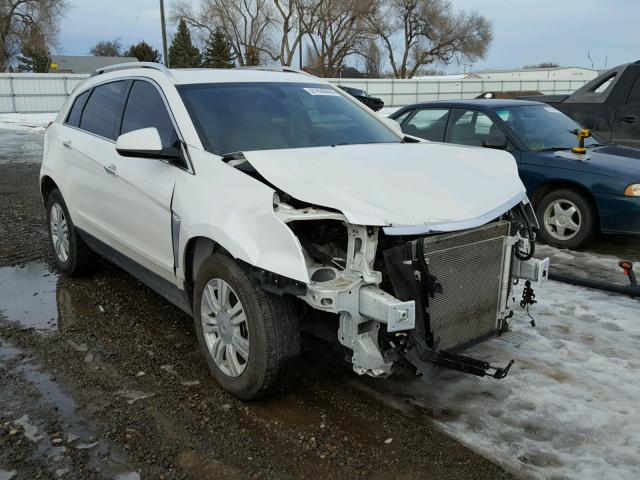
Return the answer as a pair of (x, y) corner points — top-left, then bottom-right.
(304, 87), (340, 96)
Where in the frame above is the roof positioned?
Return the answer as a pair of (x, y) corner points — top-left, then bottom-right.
(51, 55), (138, 74)
(89, 63), (321, 85)
(169, 67), (319, 85)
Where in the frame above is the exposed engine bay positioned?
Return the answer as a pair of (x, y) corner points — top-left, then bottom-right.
(275, 196), (548, 381)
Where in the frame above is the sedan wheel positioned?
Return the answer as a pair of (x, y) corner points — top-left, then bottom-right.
(543, 199), (582, 242)
(200, 278), (250, 377)
(535, 188), (597, 249)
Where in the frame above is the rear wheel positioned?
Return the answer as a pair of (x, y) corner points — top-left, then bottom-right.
(46, 189), (98, 275)
(193, 254), (300, 399)
(536, 188), (597, 249)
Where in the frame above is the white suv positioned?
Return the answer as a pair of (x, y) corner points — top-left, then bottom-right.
(41, 63), (548, 399)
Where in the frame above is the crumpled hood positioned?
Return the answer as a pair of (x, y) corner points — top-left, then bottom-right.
(243, 142), (526, 230)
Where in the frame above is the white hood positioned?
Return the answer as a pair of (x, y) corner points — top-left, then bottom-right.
(243, 142), (526, 232)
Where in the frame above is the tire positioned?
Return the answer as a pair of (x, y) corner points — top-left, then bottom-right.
(193, 253), (300, 400)
(535, 188), (597, 249)
(46, 189), (98, 276)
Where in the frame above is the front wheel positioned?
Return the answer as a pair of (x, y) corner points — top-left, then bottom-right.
(193, 254), (300, 400)
(535, 188), (597, 249)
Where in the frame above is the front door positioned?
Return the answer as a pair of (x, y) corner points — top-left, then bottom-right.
(108, 80), (184, 281)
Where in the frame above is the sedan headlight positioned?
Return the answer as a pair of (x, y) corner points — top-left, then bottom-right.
(624, 184), (640, 197)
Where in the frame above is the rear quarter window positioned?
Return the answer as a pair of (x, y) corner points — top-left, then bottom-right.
(65, 90), (90, 128)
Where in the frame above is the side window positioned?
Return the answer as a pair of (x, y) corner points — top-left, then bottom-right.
(80, 81), (128, 140)
(121, 81), (179, 150)
(593, 74), (615, 94)
(393, 109), (413, 125)
(627, 74), (640, 105)
(402, 109), (449, 142)
(446, 109), (501, 147)
(65, 91), (90, 128)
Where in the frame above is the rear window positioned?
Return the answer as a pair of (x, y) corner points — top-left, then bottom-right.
(65, 90), (90, 128)
(80, 81), (128, 140)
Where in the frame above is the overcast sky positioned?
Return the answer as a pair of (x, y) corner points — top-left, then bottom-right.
(58, 0), (638, 73)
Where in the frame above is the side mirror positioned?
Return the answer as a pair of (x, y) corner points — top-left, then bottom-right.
(116, 127), (163, 158)
(483, 137), (508, 150)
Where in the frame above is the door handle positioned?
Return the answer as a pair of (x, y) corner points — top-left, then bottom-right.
(622, 116), (637, 124)
(103, 164), (118, 176)
(62, 140), (72, 149)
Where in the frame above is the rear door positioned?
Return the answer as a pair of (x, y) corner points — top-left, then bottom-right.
(108, 80), (183, 281)
(60, 81), (129, 244)
(612, 70), (640, 147)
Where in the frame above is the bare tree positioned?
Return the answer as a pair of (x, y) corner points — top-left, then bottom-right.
(368, 0), (492, 79)
(90, 39), (122, 57)
(302, 0), (375, 77)
(362, 39), (381, 77)
(0, 0), (66, 71)
(173, 0), (278, 67)
(524, 62), (559, 69)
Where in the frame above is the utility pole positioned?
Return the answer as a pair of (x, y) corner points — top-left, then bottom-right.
(159, 0), (169, 67)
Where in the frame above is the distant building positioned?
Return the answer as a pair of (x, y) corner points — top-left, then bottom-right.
(414, 67), (599, 82)
(50, 55), (138, 74)
(466, 67), (599, 82)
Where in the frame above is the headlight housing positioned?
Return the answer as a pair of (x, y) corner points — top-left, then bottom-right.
(624, 184), (640, 197)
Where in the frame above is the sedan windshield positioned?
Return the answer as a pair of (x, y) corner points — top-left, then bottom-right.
(178, 82), (399, 155)
(493, 105), (603, 151)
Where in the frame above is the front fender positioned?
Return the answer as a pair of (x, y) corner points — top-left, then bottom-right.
(173, 149), (310, 284)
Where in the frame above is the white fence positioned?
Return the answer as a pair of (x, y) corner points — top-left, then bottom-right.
(0, 73), (88, 114)
(0, 73), (589, 113)
(330, 78), (589, 107)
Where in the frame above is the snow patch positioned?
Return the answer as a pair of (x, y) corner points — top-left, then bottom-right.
(0, 113), (55, 132)
(359, 280), (640, 480)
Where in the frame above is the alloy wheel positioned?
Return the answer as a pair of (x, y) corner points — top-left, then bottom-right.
(200, 278), (250, 377)
(50, 203), (70, 263)
(543, 199), (582, 242)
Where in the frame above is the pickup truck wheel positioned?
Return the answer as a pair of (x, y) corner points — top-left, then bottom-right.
(46, 189), (98, 276)
(536, 188), (596, 249)
(193, 254), (300, 400)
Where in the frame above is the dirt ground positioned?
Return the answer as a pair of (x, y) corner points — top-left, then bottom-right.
(0, 148), (518, 477)
(2, 129), (638, 480)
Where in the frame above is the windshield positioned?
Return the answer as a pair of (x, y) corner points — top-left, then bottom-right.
(493, 105), (603, 151)
(178, 82), (399, 155)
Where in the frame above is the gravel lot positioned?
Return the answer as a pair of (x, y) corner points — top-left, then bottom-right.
(0, 132), (514, 479)
(1, 129), (638, 480)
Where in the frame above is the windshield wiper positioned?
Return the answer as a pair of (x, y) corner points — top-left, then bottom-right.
(538, 146), (570, 152)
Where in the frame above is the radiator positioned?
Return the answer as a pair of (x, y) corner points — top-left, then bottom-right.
(421, 221), (511, 351)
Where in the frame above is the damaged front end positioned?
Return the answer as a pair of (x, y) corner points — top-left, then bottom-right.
(275, 199), (548, 381)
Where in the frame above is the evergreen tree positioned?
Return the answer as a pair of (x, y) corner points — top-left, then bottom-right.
(17, 27), (50, 72)
(123, 41), (161, 63)
(168, 19), (201, 68)
(202, 30), (235, 68)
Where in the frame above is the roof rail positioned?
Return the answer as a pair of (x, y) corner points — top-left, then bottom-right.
(239, 65), (314, 77)
(91, 62), (172, 78)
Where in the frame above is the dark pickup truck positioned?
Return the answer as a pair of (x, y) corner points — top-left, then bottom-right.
(522, 61), (640, 147)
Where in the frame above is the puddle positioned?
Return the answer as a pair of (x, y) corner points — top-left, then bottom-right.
(0, 263), (58, 330)
(0, 263), (95, 331)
